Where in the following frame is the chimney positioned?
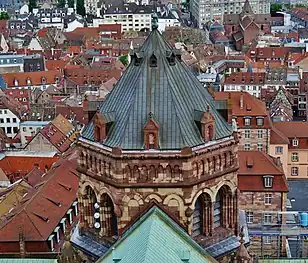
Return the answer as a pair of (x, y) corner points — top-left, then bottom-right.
(240, 93), (244, 109)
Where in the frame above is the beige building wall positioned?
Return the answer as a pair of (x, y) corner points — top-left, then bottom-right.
(26, 133), (58, 152)
(269, 144), (288, 176)
(239, 128), (270, 153)
(287, 149), (308, 179)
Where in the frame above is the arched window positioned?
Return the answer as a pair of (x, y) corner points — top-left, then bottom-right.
(85, 186), (97, 228)
(208, 125), (213, 141)
(192, 193), (212, 237)
(214, 192), (221, 228)
(100, 194), (118, 237)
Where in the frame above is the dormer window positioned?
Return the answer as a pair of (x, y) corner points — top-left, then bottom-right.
(93, 111), (115, 143)
(194, 107), (216, 142)
(292, 138), (298, 147)
(144, 112), (159, 150)
(150, 52), (157, 67)
(14, 79), (18, 86)
(244, 117), (251, 126)
(42, 77), (46, 84)
(256, 117), (264, 126)
(27, 78), (31, 85)
(263, 176), (273, 188)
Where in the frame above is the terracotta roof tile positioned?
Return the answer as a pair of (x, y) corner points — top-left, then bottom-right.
(238, 151), (288, 192)
(224, 72), (265, 85)
(2, 70), (63, 87)
(270, 126), (289, 144)
(0, 154), (59, 182)
(0, 150), (79, 242)
(214, 91), (267, 116)
(274, 122), (308, 138)
(45, 60), (67, 71)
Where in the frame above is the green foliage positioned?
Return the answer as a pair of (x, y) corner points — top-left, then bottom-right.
(270, 3), (282, 13)
(119, 55), (128, 66)
(68, 0), (75, 8)
(57, 0), (66, 8)
(76, 0), (85, 16)
(29, 0), (37, 13)
(0, 12), (9, 20)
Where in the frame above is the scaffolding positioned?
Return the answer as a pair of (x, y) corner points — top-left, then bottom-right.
(246, 211), (308, 259)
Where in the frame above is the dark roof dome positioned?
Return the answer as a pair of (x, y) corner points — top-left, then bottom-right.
(81, 28), (232, 150)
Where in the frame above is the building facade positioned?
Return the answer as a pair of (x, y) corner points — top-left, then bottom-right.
(214, 91), (271, 153)
(273, 122), (308, 179)
(238, 151), (288, 258)
(190, 0), (270, 28)
(75, 23), (242, 261)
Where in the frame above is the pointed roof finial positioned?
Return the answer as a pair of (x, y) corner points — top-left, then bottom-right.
(152, 12), (158, 30)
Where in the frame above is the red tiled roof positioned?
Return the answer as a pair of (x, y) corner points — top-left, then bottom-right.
(40, 123), (73, 153)
(270, 126), (289, 144)
(0, 154), (59, 182)
(274, 122), (308, 138)
(214, 91), (267, 116)
(0, 150), (79, 242)
(2, 70), (63, 87)
(45, 60), (66, 71)
(238, 151), (288, 192)
(64, 68), (122, 86)
(24, 166), (44, 187)
(37, 28), (48, 37)
(224, 72), (265, 85)
(55, 104), (86, 124)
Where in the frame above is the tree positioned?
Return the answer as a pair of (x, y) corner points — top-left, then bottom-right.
(68, 0), (75, 8)
(29, 0), (37, 13)
(57, 0), (66, 7)
(76, 0), (85, 16)
(57, 0), (66, 8)
(270, 3), (282, 13)
(0, 12), (9, 20)
(119, 55), (128, 66)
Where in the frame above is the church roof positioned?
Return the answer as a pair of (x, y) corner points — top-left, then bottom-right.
(240, 0), (253, 17)
(81, 28), (232, 150)
(96, 206), (218, 263)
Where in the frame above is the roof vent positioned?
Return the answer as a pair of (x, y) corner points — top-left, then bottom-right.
(246, 157), (253, 169)
(150, 52), (157, 67)
(181, 250), (190, 262)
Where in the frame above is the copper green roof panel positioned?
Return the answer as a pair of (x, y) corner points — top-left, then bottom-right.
(97, 206), (218, 263)
(0, 260), (57, 263)
(259, 260), (307, 263)
(81, 29), (232, 150)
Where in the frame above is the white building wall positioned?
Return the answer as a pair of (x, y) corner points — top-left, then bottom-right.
(223, 84), (263, 98)
(0, 109), (20, 138)
(20, 122), (49, 145)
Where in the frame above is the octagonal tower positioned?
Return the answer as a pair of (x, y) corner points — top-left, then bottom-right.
(77, 23), (239, 252)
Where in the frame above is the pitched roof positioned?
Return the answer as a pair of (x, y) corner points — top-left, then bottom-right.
(2, 70), (62, 87)
(0, 150), (79, 242)
(0, 153), (59, 181)
(224, 72), (265, 85)
(273, 122), (308, 138)
(214, 91), (267, 116)
(0, 260), (57, 263)
(238, 151), (288, 192)
(81, 28), (232, 149)
(97, 206), (217, 263)
(270, 126), (289, 144)
(240, 0), (253, 16)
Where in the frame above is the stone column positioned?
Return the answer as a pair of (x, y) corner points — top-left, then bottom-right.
(88, 196), (94, 228)
(210, 202), (215, 236)
(96, 158), (101, 174)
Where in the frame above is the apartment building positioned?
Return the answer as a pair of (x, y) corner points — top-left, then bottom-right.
(190, 0), (270, 28)
(214, 91), (271, 153)
(223, 72), (266, 98)
(238, 151), (288, 257)
(96, 3), (153, 32)
(273, 122), (308, 179)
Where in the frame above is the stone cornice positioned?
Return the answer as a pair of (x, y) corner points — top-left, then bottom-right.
(78, 165), (239, 189)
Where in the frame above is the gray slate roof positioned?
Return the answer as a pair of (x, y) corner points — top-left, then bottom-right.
(81, 28), (232, 150)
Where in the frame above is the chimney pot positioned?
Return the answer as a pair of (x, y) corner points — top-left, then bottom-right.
(240, 93), (244, 109)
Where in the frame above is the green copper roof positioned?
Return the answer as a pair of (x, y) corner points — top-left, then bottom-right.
(82, 29), (232, 150)
(97, 206), (217, 263)
(0, 260), (57, 263)
(259, 260), (307, 263)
